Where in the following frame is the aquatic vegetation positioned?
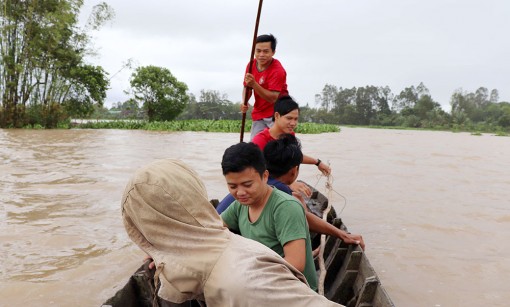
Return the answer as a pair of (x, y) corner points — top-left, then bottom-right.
(494, 131), (509, 137)
(72, 119), (339, 134)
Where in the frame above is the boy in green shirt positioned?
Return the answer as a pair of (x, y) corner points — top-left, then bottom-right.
(220, 142), (318, 291)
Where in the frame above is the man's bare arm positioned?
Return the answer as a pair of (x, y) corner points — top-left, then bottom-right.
(292, 193), (365, 250)
(302, 154), (331, 176)
(282, 239), (306, 272)
(245, 73), (280, 103)
(305, 211), (365, 250)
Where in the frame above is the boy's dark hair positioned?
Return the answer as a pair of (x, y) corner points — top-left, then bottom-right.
(273, 95), (300, 120)
(264, 134), (303, 178)
(256, 34), (277, 52)
(222, 142), (266, 177)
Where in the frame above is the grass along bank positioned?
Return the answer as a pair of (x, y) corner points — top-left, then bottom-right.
(71, 119), (340, 134)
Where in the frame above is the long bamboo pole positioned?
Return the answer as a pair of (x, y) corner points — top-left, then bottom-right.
(240, 0), (264, 142)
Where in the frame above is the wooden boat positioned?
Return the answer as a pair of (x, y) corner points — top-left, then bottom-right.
(102, 185), (394, 307)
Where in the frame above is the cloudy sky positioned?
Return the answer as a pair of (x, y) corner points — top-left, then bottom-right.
(81, 0), (509, 111)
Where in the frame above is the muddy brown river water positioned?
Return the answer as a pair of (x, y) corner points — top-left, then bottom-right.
(0, 127), (509, 306)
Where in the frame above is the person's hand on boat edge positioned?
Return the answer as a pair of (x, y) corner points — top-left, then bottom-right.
(290, 181), (312, 198)
(143, 254), (155, 270)
(341, 232), (365, 251)
(292, 190), (365, 251)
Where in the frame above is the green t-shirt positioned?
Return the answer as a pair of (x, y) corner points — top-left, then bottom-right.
(221, 188), (317, 291)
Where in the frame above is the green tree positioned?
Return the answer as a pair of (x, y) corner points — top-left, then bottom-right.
(450, 89), (471, 122)
(198, 89), (229, 120)
(0, 0), (113, 127)
(414, 95), (437, 119)
(110, 98), (141, 119)
(178, 90), (243, 120)
(484, 102), (510, 128)
(474, 87), (489, 109)
(316, 84), (338, 111)
(332, 87), (356, 123)
(393, 86), (418, 112)
(498, 103), (510, 127)
(375, 86), (392, 115)
(450, 87), (497, 124)
(489, 89), (499, 103)
(129, 65), (189, 121)
(342, 104), (358, 125)
(63, 64), (109, 118)
(354, 86), (380, 125)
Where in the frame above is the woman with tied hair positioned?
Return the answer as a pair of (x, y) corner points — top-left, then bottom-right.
(121, 159), (343, 307)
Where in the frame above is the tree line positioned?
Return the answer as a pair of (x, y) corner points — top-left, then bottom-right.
(98, 82), (509, 133)
(310, 83), (509, 131)
(1, 1), (508, 132)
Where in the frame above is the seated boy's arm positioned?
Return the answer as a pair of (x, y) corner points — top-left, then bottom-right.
(274, 199), (309, 272)
(216, 194), (236, 214)
(282, 239), (306, 272)
(304, 211), (365, 250)
(220, 202), (239, 232)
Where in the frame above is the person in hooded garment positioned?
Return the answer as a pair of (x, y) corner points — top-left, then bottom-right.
(121, 159), (344, 307)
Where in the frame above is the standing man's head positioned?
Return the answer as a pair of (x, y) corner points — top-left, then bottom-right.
(255, 34), (277, 68)
(256, 34), (277, 52)
(221, 142), (269, 206)
(273, 96), (300, 134)
(264, 134), (303, 185)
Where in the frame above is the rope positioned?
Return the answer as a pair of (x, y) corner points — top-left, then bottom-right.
(317, 170), (333, 295)
(313, 161), (349, 295)
(309, 171), (347, 216)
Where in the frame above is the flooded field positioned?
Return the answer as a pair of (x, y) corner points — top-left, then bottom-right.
(1, 127), (509, 306)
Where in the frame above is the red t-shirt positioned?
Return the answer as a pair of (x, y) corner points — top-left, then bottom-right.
(251, 128), (295, 150)
(244, 59), (288, 121)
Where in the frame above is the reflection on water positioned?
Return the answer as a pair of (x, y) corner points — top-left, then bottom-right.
(0, 128), (509, 306)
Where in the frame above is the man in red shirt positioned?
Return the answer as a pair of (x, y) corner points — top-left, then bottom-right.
(252, 96), (332, 197)
(241, 34), (289, 140)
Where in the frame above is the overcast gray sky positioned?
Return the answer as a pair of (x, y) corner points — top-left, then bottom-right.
(81, 0), (509, 111)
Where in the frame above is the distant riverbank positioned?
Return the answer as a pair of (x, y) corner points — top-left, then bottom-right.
(67, 118), (509, 136)
(70, 119), (340, 134)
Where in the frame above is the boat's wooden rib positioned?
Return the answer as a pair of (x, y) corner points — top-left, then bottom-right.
(317, 220), (394, 307)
